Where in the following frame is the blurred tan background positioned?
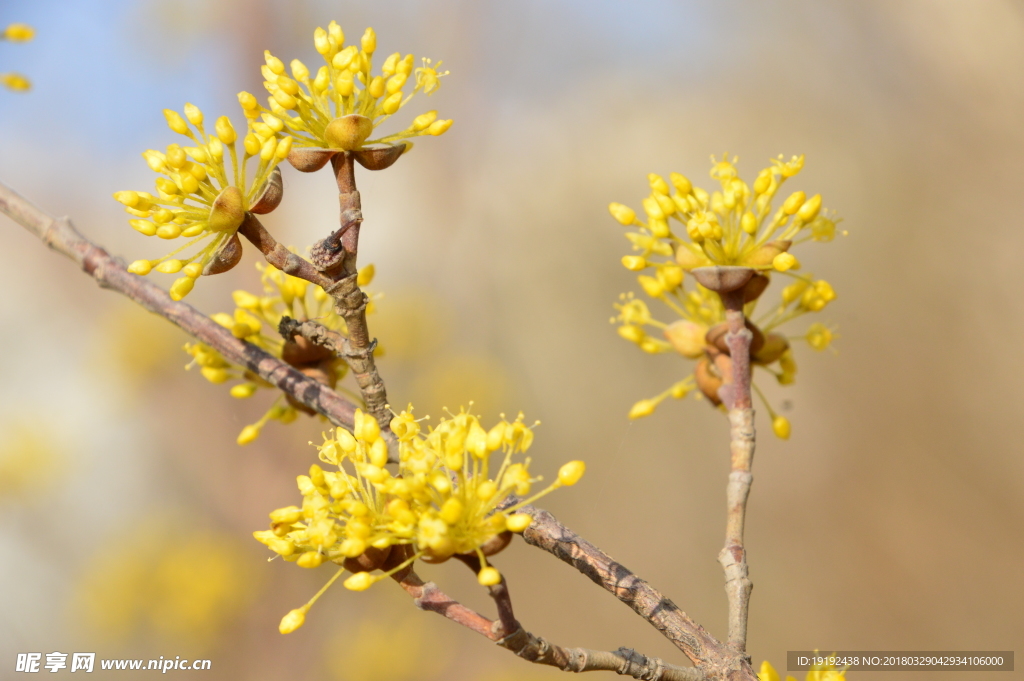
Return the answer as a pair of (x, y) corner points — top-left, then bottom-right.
(1, 1), (1022, 679)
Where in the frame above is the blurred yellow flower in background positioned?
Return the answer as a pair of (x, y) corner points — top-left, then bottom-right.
(323, 608), (452, 681)
(0, 420), (60, 500)
(1, 22), (33, 92)
(73, 515), (258, 651)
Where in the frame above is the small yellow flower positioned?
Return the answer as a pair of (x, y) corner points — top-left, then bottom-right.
(249, 21), (452, 152)
(116, 103), (290, 299)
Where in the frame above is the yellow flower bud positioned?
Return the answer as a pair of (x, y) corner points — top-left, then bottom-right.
(642, 196), (665, 221)
(361, 27), (376, 54)
(213, 116), (236, 145)
(276, 75), (300, 96)
(344, 572), (376, 591)
(243, 133), (261, 156)
(782, 190), (806, 215)
(368, 76), (385, 99)
(669, 172), (692, 195)
(273, 89), (297, 110)
(772, 252), (799, 272)
(114, 190), (140, 207)
(169, 276), (195, 300)
(183, 103), (203, 126)
(155, 259), (183, 274)
(476, 480), (498, 500)
(426, 119), (453, 136)
(477, 567), (501, 586)
(439, 498), (463, 525)
(260, 137), (276, 161)
(279, 607), (307, 634)
(386, 73), (408, 94)
(670, 381), (692, 399)
(382, 91), (402, 114)
(621, 255), (646, 271)
(797, 193), (821, 222)
(382, 52), (400, 76)
(628, 399), (658, 419)
(412, 110), (438, 131)
(741, 211), (757, 234)
(772, 416), (791, 440)
(617, 324), (646, 344)
(609, 202), (637, 225)
(313, 27), (330, 55)
(368, 438), (388, 468)
(155, 224), (181, 239)
(328, 20), (344, 49)
(638, 275), (664, 298)
(333, 45), (358, 70)
(264, 50), (285, 75)
(648, 173), (670, 195)
(127, 260), (152, 275)
(354, 410), (381, 443)
(290, 59), (309, 81)
(297, 552), (325, 568)
(558, 461), (585, 486)
(237, 91), (258, 112)
(657, 265), (683, 291)
(230, 383), (258, 399)
(506, 513), (532, 533)
(237, 424), (261, 445)
(486, 422), (507, 451)
(164, 109), (189, 135)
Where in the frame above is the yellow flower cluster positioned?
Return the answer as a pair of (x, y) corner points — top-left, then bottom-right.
(611, 156), (842, 438)
(610, 153), (840, 275)
(184, 261), (378, 444)
(247, 20), (452, 151)
(1, 23), (34, 91)
(759, 659), (847, 681)
(255, 407), (585, 633)
(115, 103), (291, 299)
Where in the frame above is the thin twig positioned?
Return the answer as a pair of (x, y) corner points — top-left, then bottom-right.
(716, 289), (756, 654)
(510, 503), (732, 667)
(393, 566), (701, 681)
(237, 214), (331, 288)
(454, 553), (520, 638)
(0, 181), (359, 430)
